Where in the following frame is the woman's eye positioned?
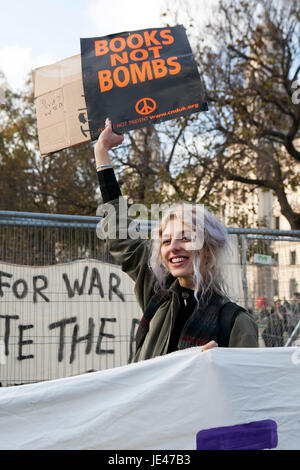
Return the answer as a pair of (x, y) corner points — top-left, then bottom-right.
(162, 239), (170, 245)
(182, 236), (191, 241)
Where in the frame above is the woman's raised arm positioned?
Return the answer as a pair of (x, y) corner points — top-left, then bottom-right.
(94, 118), (124, 171)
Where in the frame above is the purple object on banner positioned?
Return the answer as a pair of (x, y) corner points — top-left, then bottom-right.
(196, 419), (278, 450)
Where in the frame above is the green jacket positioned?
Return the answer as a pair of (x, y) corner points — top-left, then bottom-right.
(98, 198), (258, 362)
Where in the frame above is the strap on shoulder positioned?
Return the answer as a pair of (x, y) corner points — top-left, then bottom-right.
(135, 289), (167, 350)
(217, 302), (247, 347)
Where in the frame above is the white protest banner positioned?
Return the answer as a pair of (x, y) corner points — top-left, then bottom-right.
(0, 347), (299, 450)
(0, 259), (142, 383)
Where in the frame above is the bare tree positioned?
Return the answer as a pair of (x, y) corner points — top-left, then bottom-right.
(191, 0), (300, 228)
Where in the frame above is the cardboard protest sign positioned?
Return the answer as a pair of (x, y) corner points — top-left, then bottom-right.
(34, 55), (91, 156)
(80, 25), (208, 139)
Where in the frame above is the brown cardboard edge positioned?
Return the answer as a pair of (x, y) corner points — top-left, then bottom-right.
(40, 137), (92, 158)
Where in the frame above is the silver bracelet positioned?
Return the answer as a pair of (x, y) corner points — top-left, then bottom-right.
(96, 164), (113, 170)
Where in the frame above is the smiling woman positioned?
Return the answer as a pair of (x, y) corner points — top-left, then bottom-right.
(150, 204), (229, 300)
(160, 216), (197, 288)
(94, 119), (258, 362)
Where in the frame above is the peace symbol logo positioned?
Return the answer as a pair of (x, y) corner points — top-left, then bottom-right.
(135, 97), (157, 115)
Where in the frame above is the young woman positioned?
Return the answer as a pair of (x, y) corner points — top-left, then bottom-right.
(95, 119), (258, 362)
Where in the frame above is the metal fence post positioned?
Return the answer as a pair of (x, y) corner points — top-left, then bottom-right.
(285, 320), (300, 347)
(241, 235), (248, 311)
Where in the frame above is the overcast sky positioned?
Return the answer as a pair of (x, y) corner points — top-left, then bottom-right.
(0, 0), (216, 91)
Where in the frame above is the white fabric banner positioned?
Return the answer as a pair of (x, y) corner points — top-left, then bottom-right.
(0, 346), (300, 450)
(0, 259), (142, 383)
